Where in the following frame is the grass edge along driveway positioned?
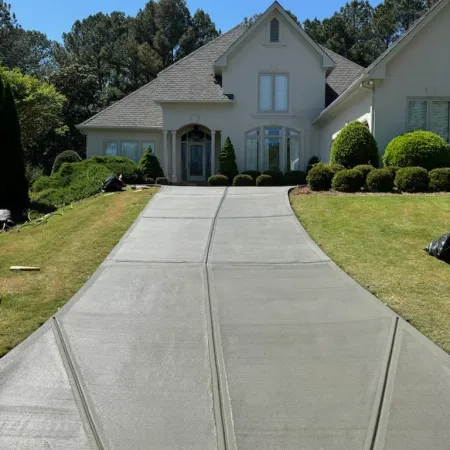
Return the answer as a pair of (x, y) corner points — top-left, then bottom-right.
(290, 192), (450, 354)
(0, 188), (156, 357)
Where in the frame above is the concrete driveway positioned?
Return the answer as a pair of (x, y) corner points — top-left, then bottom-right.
(1, 186), (450, 449)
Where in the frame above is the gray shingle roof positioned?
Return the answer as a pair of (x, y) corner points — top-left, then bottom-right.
(320, 45), (364, 106)
(78, 24), (363, 128)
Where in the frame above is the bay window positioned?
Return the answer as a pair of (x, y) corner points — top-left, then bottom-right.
(259, 74), (288, 113)
(407, 99), (450, 142)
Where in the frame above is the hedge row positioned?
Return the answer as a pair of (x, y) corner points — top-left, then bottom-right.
(306, 162), (450, 193)
(208, 170), (307, 187)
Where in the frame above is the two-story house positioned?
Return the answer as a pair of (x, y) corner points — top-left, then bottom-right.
(78, 0), (450, 182)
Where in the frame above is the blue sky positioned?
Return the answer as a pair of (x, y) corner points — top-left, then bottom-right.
(11, 0), (379, 41)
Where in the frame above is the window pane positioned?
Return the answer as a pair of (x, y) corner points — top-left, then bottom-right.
(142, 141), (155, 154)
(407, 100), (427, 131)
(104, 141), (118, 156)
(259, 75), (273, 112)
(270, 18), (279, 42)
(245, 130), (259, 170)
(431, 101), (450, 142)
(121, 141), (139, 163)
(265, 136), (280, 170)
(274, 75), (288, 112)
(265, 127), (281, 136)
(287, 135), (301, 171)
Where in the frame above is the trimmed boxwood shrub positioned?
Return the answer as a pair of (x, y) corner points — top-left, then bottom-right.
(332, 169), (364, 192)
(383, 131), (450, 170)
(208, 174), (229, 186)
(256, 174), (273, 186)
(429, 168), (450, 192)
(241, 170), (261, 183)
(353, 164), (375, 183)
(91, 156), (144, 183)
(306, 164), (334, 191)
(138, 150), (164, 180)
(329, 163), (345, 174)
(330, 121), (379, 167)
(52, 150), (81, 175)
(233, 174), (254, 186)
(284, 170), (306, 185)
(306, 156), (320, 174)
(156, 177), (171, 185)
(385, 166), (400, 178)
(366, 168), (394, 192)
(395, 167), (429, 192)
(263, 168), (283, 186)
(144, 177), (155, 184)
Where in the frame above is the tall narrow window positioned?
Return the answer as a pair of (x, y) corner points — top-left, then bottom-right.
(259, 74), (288, 113)
(286, 129), (301, 172)
(270, 18), (279, 42)
(407, 100), (427, 132)
(430, 101), (450, 143)
(245, 129), (259, 170)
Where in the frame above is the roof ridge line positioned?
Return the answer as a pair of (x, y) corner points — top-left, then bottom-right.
(155, 24), (246, 78)
(79, 77), (159, 127)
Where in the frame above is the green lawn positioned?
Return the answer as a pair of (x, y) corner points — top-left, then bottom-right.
(0, 188), (156, 357)
(290, 192), (450, 353)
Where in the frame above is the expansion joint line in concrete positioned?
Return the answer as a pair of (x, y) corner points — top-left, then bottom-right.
(203, 187), (237, 450)
(369, 316), (399, 450)
(51, 316), (106, 450)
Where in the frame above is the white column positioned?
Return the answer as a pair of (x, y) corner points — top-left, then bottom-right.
(171, 130), (177, 183)
(163, 130), (169, 177)
(211, 130), (216, 176)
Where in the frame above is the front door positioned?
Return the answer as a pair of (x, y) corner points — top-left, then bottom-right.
(188, 144), (205, 182)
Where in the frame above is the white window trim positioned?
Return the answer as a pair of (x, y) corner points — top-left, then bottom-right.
(406, 97), (450, 140)
(258, 73), (289, 114)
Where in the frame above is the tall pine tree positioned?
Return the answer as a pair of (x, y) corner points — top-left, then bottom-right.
(0, 75), (29, 212)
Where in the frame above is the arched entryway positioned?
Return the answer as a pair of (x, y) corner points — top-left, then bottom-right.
(180, 125), (212, 182)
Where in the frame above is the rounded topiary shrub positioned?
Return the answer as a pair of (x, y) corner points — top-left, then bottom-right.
(353, 164), (375, 183)
(233, 174), (254, 186)
(331, 169), (364, 192)
(366, 168), (394, 192)
(256, 174), (273, 186)
(306, 156), (320, 174)
(429, 168), (450, 192)
(144, 177), (155, 184)
(306, 164), (334, 191)
(383, 131), (450, 170)
(52, 150), (81, 175)
(156, 177), (171, 185)
(329, 163), (345, 175)
(284, 170), (306, 185)
(385, 166), (400, 178)
(395, 167), (429, 192)
(263, 168), (283, 186)
(330, 121), (379, 167)
(208, 174), (229, 186)
(241, 170), (261, 183)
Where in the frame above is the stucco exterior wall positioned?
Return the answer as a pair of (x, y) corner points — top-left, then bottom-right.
(161, 10), (327, 173)
(374, 2), (450, 153)
(317, 89), (373, 162)
(85, 128), (163, 161)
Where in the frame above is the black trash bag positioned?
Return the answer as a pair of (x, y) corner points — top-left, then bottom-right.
(0, 209), (14, 230)
(102, 175), (124, 192)
(424, 232), (450, 260)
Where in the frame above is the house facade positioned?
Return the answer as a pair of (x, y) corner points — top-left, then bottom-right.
(78, 0), (450, 183)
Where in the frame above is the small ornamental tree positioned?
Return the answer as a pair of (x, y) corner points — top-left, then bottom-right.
(0, 75), (29, 212)
(219, 137), (238, 182)
(330, 121), (379, 167)
(138, 148), (164, 180)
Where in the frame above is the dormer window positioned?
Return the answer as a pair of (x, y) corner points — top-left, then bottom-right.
(270, 18), (280, 42)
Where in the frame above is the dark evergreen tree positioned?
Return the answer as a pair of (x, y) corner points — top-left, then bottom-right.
(138, 148), (164, 180)
(0, 75), (29, 212)
(219, 137), (238, 183)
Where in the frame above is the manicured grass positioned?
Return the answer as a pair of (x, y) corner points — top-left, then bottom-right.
(0, 188), (156, 357)
(290, 192), (450, 353)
